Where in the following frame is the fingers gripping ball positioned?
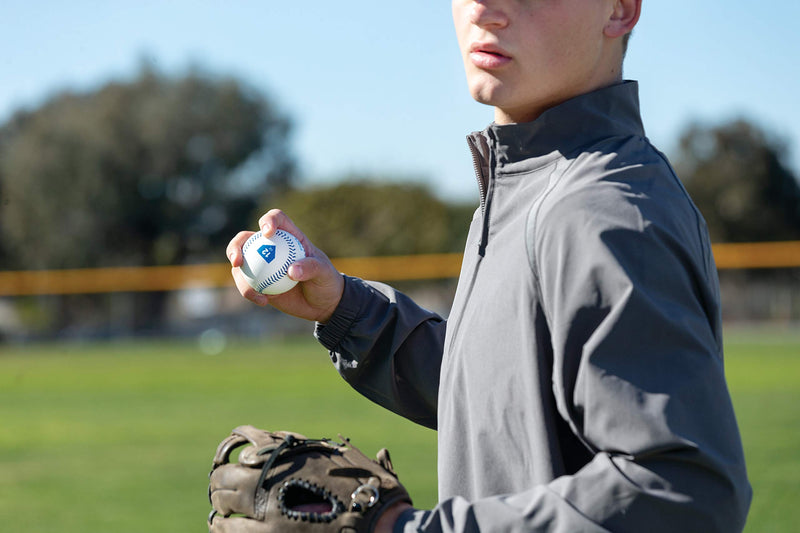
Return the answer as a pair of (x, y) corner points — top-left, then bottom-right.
(241, 230), (306, 295)
(208, 426), (412, 533)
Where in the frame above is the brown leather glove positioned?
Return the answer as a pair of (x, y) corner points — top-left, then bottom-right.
(208, 425), (412, 532)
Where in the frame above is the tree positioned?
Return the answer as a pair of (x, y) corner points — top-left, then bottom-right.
(271, 179), (476, 258)
(674, 118), (800, 243)
(0, 65), (294, 336)
(0, 65), (294, 270)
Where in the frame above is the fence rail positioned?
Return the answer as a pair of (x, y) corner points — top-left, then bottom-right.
(1, 241), (798, 297)
(710, 241), (800, 269)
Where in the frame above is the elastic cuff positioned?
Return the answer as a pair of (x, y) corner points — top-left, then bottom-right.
(393, 508), (426, 533)
(314, 275), (365, 350)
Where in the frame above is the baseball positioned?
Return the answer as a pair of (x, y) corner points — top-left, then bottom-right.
(240, 229), (306, 295)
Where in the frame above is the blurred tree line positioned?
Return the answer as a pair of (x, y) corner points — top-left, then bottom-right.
(675, 119), (800, 242)
(0, 66), (296, 335)
(0, 65), (293, 270)
(0, 67), (474, 337)
(675, 118), (800, 322)
(274, 180), (474, 257)
(0, 66), (798, 337)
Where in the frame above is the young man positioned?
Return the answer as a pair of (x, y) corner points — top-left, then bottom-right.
(228, 0), (752, 531)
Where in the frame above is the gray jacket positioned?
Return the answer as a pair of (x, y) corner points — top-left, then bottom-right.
(315, 81), (751, 532)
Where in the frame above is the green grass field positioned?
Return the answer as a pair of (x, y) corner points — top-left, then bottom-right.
(1, 327), (798, 532)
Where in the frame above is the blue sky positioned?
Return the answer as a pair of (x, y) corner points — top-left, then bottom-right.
(2, 1), (799, 201)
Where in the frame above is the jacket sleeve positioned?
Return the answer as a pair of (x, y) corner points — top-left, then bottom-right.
(315, 275), (446, 429)
(397, 155), (751, 532)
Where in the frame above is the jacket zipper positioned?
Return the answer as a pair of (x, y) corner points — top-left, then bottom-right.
(444, 133), (495, 358)
(469, 136), (488, 215)
(466, 132), (495, 257)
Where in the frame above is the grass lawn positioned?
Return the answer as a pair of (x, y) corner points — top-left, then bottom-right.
(723, 327), (800, 532)
(0, 327), (798, 532)
(0, 337), (438, 532)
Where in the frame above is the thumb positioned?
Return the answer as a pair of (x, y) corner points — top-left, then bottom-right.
(288, 256), (335, 284)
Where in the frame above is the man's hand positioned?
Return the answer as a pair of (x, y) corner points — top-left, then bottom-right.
(227, 209), (345, 323)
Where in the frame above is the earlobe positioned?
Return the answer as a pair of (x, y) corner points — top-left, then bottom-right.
(604, 0), (642, 39)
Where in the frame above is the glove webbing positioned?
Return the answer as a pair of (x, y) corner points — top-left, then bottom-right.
(255, 433), (298, 493)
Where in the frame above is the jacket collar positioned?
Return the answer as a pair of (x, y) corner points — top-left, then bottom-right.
(469, 80), (645, 171)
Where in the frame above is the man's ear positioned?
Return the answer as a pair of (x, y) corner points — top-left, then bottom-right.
(604, 0), (641, 39)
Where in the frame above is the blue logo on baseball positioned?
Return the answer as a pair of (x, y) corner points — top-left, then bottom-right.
(258, 244), (276, 264)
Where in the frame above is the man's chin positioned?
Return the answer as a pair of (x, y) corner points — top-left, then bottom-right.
(467, 75), (524, 111)
(468, 83), (505, 108)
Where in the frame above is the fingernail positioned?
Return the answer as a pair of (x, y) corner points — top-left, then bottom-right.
(289, 264), (302, 280)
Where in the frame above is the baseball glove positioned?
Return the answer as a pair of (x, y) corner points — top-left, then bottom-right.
(208, 425), (412, 533)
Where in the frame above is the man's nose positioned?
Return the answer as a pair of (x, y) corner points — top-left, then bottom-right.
(469, 0), (510, 29)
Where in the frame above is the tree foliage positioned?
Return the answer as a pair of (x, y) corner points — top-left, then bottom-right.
(0, 66), (294, 270)
(675, 118), (800, 242)
(272, 179), (476, 258)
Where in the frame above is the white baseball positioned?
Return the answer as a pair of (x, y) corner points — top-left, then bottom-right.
(240, 229), (306, 295)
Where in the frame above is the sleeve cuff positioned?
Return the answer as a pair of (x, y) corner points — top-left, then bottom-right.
(314, 275), (366, 351)
(394, 507), (429, 533)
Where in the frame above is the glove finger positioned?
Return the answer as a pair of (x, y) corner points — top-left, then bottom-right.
(209, 464), (261, 517)
(209, 514), (269, 533)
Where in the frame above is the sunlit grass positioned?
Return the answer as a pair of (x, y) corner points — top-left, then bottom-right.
(1, 327), (797, 532)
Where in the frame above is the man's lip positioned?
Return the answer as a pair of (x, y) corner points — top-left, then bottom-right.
(469, 42), (511, 58)
(469, 43), (512, 69)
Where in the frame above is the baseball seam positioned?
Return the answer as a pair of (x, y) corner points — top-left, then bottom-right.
(254, 232), (299, 292)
